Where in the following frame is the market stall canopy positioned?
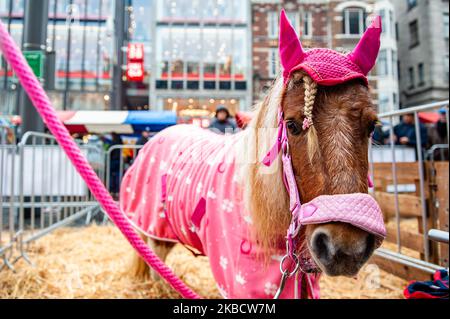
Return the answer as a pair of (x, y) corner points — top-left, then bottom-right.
(57, 111), (177, 134)
(418, 112), (440, 124)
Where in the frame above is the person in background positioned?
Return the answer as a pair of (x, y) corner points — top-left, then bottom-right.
(137, 129), (150, 146)
(209, 105), (237, 134)
(427, 108), (448, 160)
(371, 123), (386, 145)
(393, 113), (428, 147)
(136, 129), (150, 156)
(108, 132), (123, 198)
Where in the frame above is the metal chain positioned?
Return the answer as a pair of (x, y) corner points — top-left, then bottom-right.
(273, 239), (300, 299)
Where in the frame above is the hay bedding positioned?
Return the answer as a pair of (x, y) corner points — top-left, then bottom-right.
(0, 225), (407, 299)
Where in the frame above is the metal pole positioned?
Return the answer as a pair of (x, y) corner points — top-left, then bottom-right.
(95, 0), (103, 91)
(388, 116), (401, 253)
(1, 0), (13, 90)
(63, 0), (74, 111)
(414, 112), (430, 261)
(18, 0), (49, 136)
(80, 0), (88, 91)
(112, 0), (126, 110)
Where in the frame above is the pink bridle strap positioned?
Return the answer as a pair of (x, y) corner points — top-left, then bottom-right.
(262, 108), (284, 167)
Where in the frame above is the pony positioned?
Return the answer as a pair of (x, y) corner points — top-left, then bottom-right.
(120, 11), (386, 299)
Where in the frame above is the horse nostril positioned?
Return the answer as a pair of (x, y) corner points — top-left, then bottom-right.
(363, 234), (376, 260)
(312, 231), (332, 263)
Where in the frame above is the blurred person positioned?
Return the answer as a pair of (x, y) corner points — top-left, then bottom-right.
(209, 105), (237, 134)
(427, 108), (448, 160)
(136, 129), (151, 156)
(108, 132), (123, 197)
(137, 129), (150, 146)
(393, 113), (428, 147)
(371, 122), (386, 145)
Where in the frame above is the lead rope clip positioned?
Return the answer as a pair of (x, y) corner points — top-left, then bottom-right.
(273, 240), (300, 299)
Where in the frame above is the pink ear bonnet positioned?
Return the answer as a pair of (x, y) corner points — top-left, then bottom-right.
(279, 9), (382, 86)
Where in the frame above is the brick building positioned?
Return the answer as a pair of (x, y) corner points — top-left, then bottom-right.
(393, 0), (449, 107)
(251, 0), (399, 113)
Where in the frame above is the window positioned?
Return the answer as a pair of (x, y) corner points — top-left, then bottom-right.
(395, 22), (399, 40)
(389, 10), (395, 38)
(392, 50), (397, 78)
(408, 66), (415, 89)
(409, 20), (419, 47)
(418, 63), (425, 86)
(379, 93), (389, 113)
(377, 49), (388, 76)
(445, 55), (449, 82)
(268, 48), (279, 78)
(444, 13), (449, 40)
(380, 9), (395, 38)
(268, 11), (278, 39)
(302, 11), (313, 37)
(380, 9), (387, 35)
(286, 11), (299, 33)
(407, 0), (417, 11)
(343, 8), (365, 35)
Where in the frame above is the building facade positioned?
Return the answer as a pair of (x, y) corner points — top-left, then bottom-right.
(374, 0), (399, 113)
(148, 0), (252, 125)
(251, 0), (400, 114)
(1, 0), (253, 125)
(393, 0), (449, 107)
(0, 0), (115, 113)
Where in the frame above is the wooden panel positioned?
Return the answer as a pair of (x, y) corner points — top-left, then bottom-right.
(370, 255), (434, 282)
(385, 225), (425, 253)
(373, 162), (421, 182)
(375, 192), (423, 218)
(434, 162), (449, 267)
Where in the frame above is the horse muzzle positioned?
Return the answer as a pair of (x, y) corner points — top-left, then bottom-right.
(298, 193), (386, 277)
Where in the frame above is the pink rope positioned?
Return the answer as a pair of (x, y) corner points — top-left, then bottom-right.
(0, 21), (200, 299)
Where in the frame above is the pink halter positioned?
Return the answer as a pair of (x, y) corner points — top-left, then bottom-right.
(279, 10), (382, 86)
(261, 11), (386, 298)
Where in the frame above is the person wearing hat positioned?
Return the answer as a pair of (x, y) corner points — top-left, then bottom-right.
(427, 108), (448, 160)
(136, 128), (151, 156)
(137, 128), (151, 146)
(209, 105), (237, 134)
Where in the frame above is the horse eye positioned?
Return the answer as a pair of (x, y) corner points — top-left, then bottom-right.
(286, 120), (302, 135)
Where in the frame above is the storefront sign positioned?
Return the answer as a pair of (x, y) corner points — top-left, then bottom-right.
(126, 62), (145, 82)
(126, 43), (145, 82)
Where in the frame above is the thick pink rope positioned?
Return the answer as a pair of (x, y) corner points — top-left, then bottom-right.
(0, 21), (200, 299)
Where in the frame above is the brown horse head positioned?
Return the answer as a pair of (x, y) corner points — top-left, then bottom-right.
(282, 72), (379, 276)
(245, 11), (382, 277)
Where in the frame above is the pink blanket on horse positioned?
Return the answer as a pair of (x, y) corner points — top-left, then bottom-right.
(120, 124), (312, 298)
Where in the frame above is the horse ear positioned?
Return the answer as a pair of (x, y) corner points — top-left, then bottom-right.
(348, 15), (382, 75)
(279, 9), (305, 80)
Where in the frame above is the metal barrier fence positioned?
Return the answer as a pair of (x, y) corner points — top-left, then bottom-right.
(101, 144), (143, 223)
(105, 144), (143, 195)
(369, 100), (449, 277)
(1, 131), (103, 270)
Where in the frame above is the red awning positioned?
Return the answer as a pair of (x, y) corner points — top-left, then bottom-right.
(418, 112), (440, 124)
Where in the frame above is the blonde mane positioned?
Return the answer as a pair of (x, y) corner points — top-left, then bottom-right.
(235, 74), (319, 256)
